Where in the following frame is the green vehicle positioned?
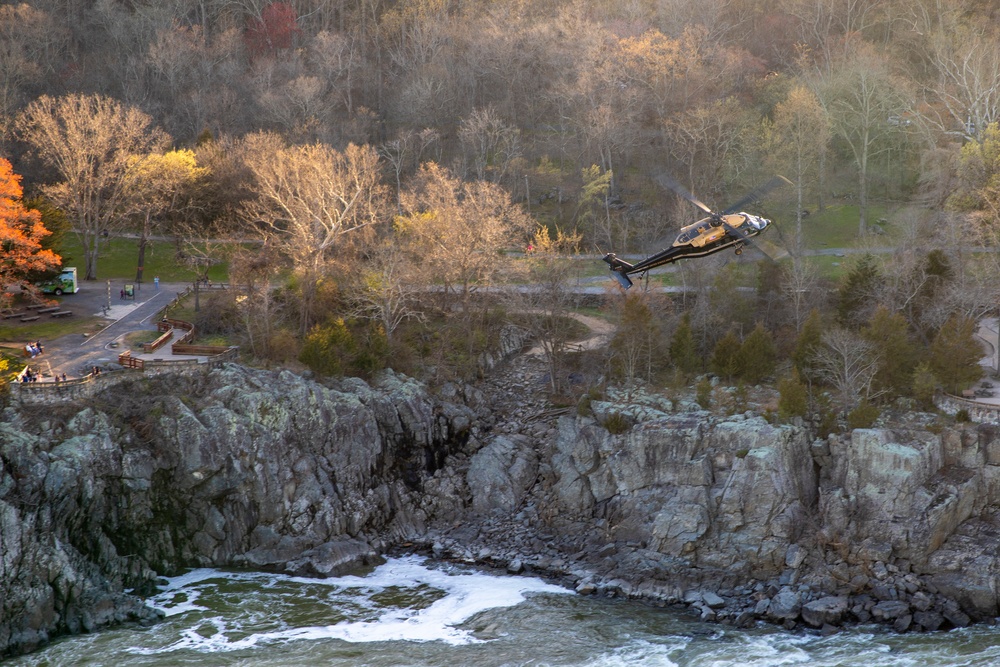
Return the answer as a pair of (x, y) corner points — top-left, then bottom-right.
(37, 267), (79, 296)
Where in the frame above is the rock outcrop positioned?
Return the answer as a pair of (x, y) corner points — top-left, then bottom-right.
(7, 359), (1000, 657)
(0, 365), (475, 657)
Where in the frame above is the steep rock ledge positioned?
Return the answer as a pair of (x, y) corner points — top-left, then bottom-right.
(0, 364), (476, 656)
(6, 359), (1000, 656)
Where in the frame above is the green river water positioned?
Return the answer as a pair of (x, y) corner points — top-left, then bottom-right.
(5, 556), (1000, 667)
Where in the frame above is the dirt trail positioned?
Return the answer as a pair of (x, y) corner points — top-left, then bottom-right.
(524, 312), (615, 356)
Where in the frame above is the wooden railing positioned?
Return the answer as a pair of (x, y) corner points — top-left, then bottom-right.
(118, 349), (143, 369)
(143, 328), (173, 353)
(12, 308), (239, 404)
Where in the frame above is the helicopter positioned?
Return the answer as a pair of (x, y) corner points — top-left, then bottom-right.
(603, 174), (792, 289)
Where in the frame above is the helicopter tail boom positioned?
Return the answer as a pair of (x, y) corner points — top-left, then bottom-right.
(602, 253), (635, 289)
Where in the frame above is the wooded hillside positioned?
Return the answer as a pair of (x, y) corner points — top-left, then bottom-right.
(4, 0), (998, 237)
(4, 0), (1000, 409)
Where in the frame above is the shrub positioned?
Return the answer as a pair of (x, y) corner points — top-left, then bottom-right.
(696, 377), (713, 409)
(847, 400), (881, 429)
(777, 368), (809, 421)
(603, 412), (631, 434)
(299, 318), (355, 377)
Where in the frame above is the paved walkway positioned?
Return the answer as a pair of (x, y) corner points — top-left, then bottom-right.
(969, 318), (1000, 406)
(20, 282), (209, 381)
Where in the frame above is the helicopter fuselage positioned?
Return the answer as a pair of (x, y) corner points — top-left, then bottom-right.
(603, 212), (770, 288)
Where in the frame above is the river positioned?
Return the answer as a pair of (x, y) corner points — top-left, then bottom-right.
(5, 556), (1000, 667)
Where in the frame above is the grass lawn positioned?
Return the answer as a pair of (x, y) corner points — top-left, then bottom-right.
(55, 235), (234, 283)
(798, 204), (889, 249)
(0, 316), (107, 344)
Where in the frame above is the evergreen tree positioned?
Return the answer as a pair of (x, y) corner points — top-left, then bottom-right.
(738, 322), (777, 384)
(669, 313), (702, 376)
(710, 329), (742, 382)
(793, 308), (824, 380)
(911, 362), (938, 410)
(777, 367), (809, 421)
(861, 306), (917, 397)
(837, 254), (881, 326)
(929, 315), (984, 394)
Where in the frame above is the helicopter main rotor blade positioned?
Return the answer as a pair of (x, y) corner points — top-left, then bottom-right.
(656, 173), (714, 216)
(720, 217), (779, 262)
(721, 175), (792, 215)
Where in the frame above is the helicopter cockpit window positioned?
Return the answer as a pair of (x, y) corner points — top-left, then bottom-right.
(675, 226), (704, 244)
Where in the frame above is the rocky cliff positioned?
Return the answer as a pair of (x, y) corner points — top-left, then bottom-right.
(3, 360), (1000, 656)
(0, 364), (475, 656)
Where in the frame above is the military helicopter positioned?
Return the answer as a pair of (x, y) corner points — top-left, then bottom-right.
(603, 174), (792, 289)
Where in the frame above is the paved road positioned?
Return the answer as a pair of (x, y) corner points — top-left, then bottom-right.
(27, 282), (189, 379)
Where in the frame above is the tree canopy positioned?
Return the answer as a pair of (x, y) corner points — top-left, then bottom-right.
(0, 158), (60, 306)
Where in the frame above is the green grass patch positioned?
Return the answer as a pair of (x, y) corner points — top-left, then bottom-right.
(122, 330), (162, 350)
(0, 316), (106, 344)
(55, 235), (235, 283)
(798, 204), (889, 249)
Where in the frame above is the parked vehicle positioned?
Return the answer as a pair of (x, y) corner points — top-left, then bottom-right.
(37, 267), (79, 295)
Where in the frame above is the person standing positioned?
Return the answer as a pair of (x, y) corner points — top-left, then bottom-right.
(154, 275), (160, 290)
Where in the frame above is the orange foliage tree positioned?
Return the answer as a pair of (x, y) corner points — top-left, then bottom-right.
(0, 158), (60, 307)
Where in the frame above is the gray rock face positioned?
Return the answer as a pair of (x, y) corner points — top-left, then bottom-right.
(0, 365), (475, 658)
(549, 410), (815, 572)
(10, 362), (1000, 656)
(467, 435), (538, 514)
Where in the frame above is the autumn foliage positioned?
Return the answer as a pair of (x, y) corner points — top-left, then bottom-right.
(0, 158), (60, 307)
(245, 3), (301, 58)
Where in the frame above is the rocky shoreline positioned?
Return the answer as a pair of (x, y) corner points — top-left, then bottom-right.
(2, 358), (1000, 657)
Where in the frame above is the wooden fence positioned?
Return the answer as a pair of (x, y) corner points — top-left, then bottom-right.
(11, 312), (238, 404)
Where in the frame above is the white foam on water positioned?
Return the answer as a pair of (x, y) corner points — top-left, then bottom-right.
(579, 639), (685, 667)
(150, 568), (218, 617)
(681, 630), (922, 667)
(139, 555), (570, 654)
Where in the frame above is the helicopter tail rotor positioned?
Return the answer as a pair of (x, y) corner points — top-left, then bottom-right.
(602, 252), (635, 289)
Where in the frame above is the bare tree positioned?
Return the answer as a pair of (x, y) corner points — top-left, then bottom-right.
(458, 106), (522, 184)
(817, 42), (913, 236)
(309, 29), (362, 114)
(0, 4), (69, 152)
(507, 226), (583, 394)
(379, 127), (440, 214)
(923, 21), (1000, 143)
(813, 327), (883, 409)
(16, 93), (167, 280)
(241, 135), (388, 333)
(227, 241), (283, 359)
(769, 85), (831, 250)
(123, 149), (208, 286)
(398, 162), (534, 312)
(781, 258), (821, 332)
(348, 238), (425, 342)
